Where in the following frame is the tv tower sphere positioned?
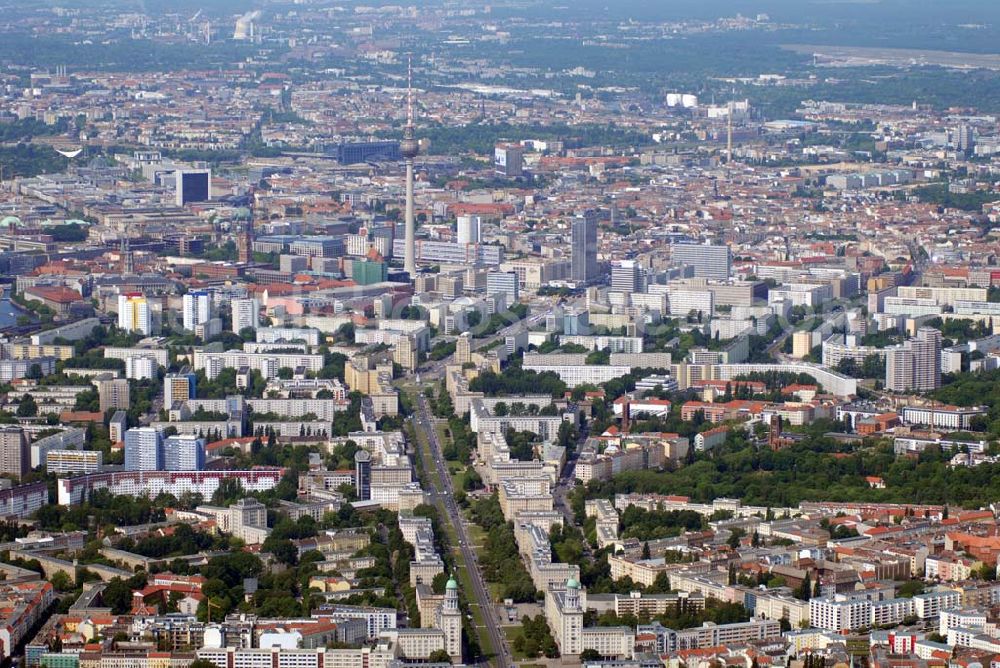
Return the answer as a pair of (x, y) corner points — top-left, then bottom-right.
(401, 128), (420, 160)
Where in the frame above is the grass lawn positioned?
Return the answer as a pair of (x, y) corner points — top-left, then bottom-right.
(504, 626), (528, 661)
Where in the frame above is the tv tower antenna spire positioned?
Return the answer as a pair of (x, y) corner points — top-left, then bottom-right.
(406, 57), (414, 128)
(401, 55), (420, 278)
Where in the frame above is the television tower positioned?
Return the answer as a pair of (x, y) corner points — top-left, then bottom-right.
(726, 98), (733, 163)
(401, 57), (419, 277)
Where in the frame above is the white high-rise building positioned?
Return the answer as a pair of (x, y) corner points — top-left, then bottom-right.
(183, 291), (213, 332)
(911, 327), (941, 391)
(611, 260), (646, 294)
(671, 243), (731, 281)
(118, 294), (152, 335)
(163, 435), (206, 471)
(124, 428), (162, 471)
(232, 298), (261, 333)
(486, 271), (519, 301)
(125, 355), (157, 381)
(571, 215), (599, 284)
(884, 327), (942, 392)
(456, 215), (481, 245)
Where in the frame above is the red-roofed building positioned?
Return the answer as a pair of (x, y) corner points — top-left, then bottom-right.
(22, 286), (84, 314)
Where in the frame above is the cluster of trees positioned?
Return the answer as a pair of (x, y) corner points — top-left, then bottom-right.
(442, 417), (475, 462)
(429, 340), (456, 361)
(329, 394), (364, 436)
(645, 321), (709, 356)
(262, 516), (320, 566)
(431, 383), (455, 419)
(548, 523), (587, 565)
(0, 144), (68, 178)
(492, 401), (559, 417)
(119, 523), (231, 559)
(195, 550), (266, 621)
(469, 367), (567, 398)
(931, 369), (1000, 438)
(582, 432), (1000, 508)
(911, 183), (999, 213)
(408, 121), (649, 156)
(472, 303), (529, 338)
(469, 494), (538, 602)
(328, 439), (361, 470)
(618, 506), (706, 541)
(504, 428), (541, 461)
(47, 222), (89, 242)
(512, 615), (559, 659)
(836, 355), (886, 380)
(35, 489), (166, 532)
(860, 330), (905, 348)
(102, 573), (150, 614)
(925, 317), (992, 346)
(585, 349), (611, 365)
(584, 598), (751, 633)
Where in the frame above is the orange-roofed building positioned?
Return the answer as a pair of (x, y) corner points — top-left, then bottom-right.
(21, 286), (84, 314)
(946, 532), (1000, 565)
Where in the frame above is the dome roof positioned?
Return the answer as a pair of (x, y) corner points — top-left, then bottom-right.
(566, 577), (580, 589)
(446, 577), (458, 590)
(0, 216), (21, 228)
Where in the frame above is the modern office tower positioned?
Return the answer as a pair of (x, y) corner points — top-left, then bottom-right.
(437, 577), (463, 661)
(354, 450), (372, 500)
(456, 215), (482, 244)
(124, 427), (163, 471)
(163, 435), (206, 471)
(571, 215), (598, 284)
(96, 378), (131, 412)
(956, 124), (976, 156)
(0, 426), (29, 480)
(393, 334), (418, 372)
(911, 327), (942, 391)
(118, 293), (152, 335)
(611, 260), (646, 294)
(494, 143), (524, 177)
(164, 371), (197, 410)
(175, 169), (211, 206)
(125, 355), (157, 381)
(671, 243), (732, 281)
(183, 291), (213, 331)
(402, 59), (419, 277)
(486, 271), (519, 301)
(231, 298), (261, 333)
